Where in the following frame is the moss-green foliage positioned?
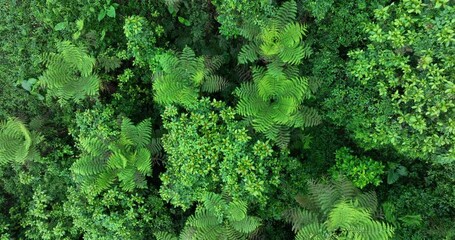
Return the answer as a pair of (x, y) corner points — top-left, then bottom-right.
(330, 147), (385, 189)
(153, 48), (226, 108)
(39, 41), (100, 100)
(284, 178), (394, 239)
(72, 118), (154, 194)
(159, 98), (283, 209)
(235, 1), (320, 148)
(326, 0), (455, 162)
(156, 192), (261, 240)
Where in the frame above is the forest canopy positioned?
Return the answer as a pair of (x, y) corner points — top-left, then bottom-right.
(0, 0), (454, 239)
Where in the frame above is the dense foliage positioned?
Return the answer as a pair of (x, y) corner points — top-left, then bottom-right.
(1, 0), (453, 239)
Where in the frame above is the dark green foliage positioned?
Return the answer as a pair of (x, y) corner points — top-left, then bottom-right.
(156, 192), (261, 240)
(284, 178), (394, 239)
(72, 118), (153, 194)
(235, 0), (320, 148)
(39, 41), (100, 100)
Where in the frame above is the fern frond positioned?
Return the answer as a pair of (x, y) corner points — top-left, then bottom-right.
(72, 155), (106, 176)
(227, 200), (248, 221)
(334, 176), (359, 200)
(357, 191), (379, 214)
(295, 222), (326, 240)
(274, 0), (298, 28)
(307, 179), (340, 215)
(204, 55), (224, 74)
(202, 192), (226, 216)
(283, 208), (319, 233)
(73, 118), (153, 193)
(279, 45), (306, 65)
(300, 107), (322, 128)
(180, 225), (197, 240)
(281, 22), (306, 47)
(230, 216), (261, 233)
(238, 43), (259, 64)
(0, 118), (35, 165)
(94, 169), (117, 192)
(201, 75), (227, 93)
(239, 21), (261, 40)
(327, 201), (372, 231)
(117, 167), (136, 191)
(135, 148), (152, 175)
(39, 41), (99, 100)
(154, 232), (178, 240)
(187, 210), (220, 229)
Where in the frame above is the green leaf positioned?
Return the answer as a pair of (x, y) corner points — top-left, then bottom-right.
(106, 6), (116, 18)
(387, 170), (399, 184)
(72, 31), (81, 40)
(21, 81), (31, 91)
(98, 10), (106, 21)
(76, 19), (84, 31)
(178, 16), (191, 26)
(396, 165), (408, 176)
(54, 22), (67, 31)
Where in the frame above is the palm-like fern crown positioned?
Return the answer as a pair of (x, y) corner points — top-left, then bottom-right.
(71, 118), (153, 194)
(0, 118), (41, 166)
(39, 41), (100, 100)
(284, 178), (394, 240)
(235, 1), (320, 148)
(155, 192), (261, 240)
(153, 47), (227, 108)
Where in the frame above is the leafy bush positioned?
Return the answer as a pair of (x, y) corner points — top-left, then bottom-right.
(326, 0), (455, 162)
(330, 147), (385, 189)
(159, 98), (283, 209)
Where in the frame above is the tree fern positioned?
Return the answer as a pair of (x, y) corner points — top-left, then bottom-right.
(0, 118), (41, 166)
(72, 118), (153, 194)
(284, 178), (394, 240)
(38, 41), (100, 100)
(156, 193), (261, 240)
(235, 0), (319, 148)
(153, 48), (226, 108)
